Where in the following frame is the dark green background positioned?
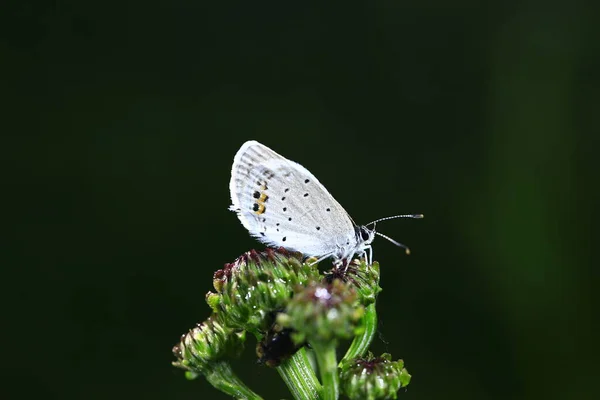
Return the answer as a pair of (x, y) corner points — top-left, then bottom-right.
(3, 1), (598, 399)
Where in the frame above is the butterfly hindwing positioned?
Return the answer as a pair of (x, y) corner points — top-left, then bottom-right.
(229, 141), (356, 256)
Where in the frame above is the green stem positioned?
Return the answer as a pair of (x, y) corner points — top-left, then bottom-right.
(277, 348), (322, 400)
(340, 302), (377, 366)
(311, 342), (339, 400)
(204, 361), (264, 400)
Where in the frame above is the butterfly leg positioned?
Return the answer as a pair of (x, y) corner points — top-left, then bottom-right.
(309, 252), (336, 266)
(340, 257), (352, 272)
(362, 245), (372, 266)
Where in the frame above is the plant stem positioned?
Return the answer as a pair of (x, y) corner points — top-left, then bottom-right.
(340, 302), (377, 366)
(205, 361), (264, 400)
(277, 348), (322, 400)
(311, 342), (339, 400)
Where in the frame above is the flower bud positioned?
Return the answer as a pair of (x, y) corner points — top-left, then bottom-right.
(172, 315), (245, 374)
(207, 248), (320, 333)
(324, 259), (382, 306)
(340, 353), (411, 400)
(278, 279), (364, 345)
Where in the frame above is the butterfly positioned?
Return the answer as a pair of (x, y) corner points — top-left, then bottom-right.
(229, 140), (422, 266)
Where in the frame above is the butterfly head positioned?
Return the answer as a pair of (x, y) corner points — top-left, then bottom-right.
(356, 225), (376, 246)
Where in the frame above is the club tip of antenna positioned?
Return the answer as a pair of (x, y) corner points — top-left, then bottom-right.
(414, 214), (424, 219)
(405, 248), (411, 255)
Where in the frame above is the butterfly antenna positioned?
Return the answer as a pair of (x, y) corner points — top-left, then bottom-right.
(375, 231), (413, 255)
(368, 214), (424, 225)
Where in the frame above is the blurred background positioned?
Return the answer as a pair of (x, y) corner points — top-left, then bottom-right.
(2, 1), (598, 399)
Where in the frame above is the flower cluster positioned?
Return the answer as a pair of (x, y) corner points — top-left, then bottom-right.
(172, 248), (411, 399)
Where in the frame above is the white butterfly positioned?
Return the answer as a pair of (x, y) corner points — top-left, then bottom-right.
(229, 140), (422, 266)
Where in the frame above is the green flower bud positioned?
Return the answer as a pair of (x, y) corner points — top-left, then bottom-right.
(324, 259), (382, 306)
(207, 248), (320, 334)
(278, 279), (364, 345)
(340, 353), (411, 400)
(172, 315), (246, 374)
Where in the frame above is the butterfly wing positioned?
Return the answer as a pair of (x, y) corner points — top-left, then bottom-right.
(229, 140), (357, 258)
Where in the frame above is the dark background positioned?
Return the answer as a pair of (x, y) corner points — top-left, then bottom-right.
(2, 1), (598, 399)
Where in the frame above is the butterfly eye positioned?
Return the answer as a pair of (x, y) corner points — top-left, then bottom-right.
(359, 226), (372, 241)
